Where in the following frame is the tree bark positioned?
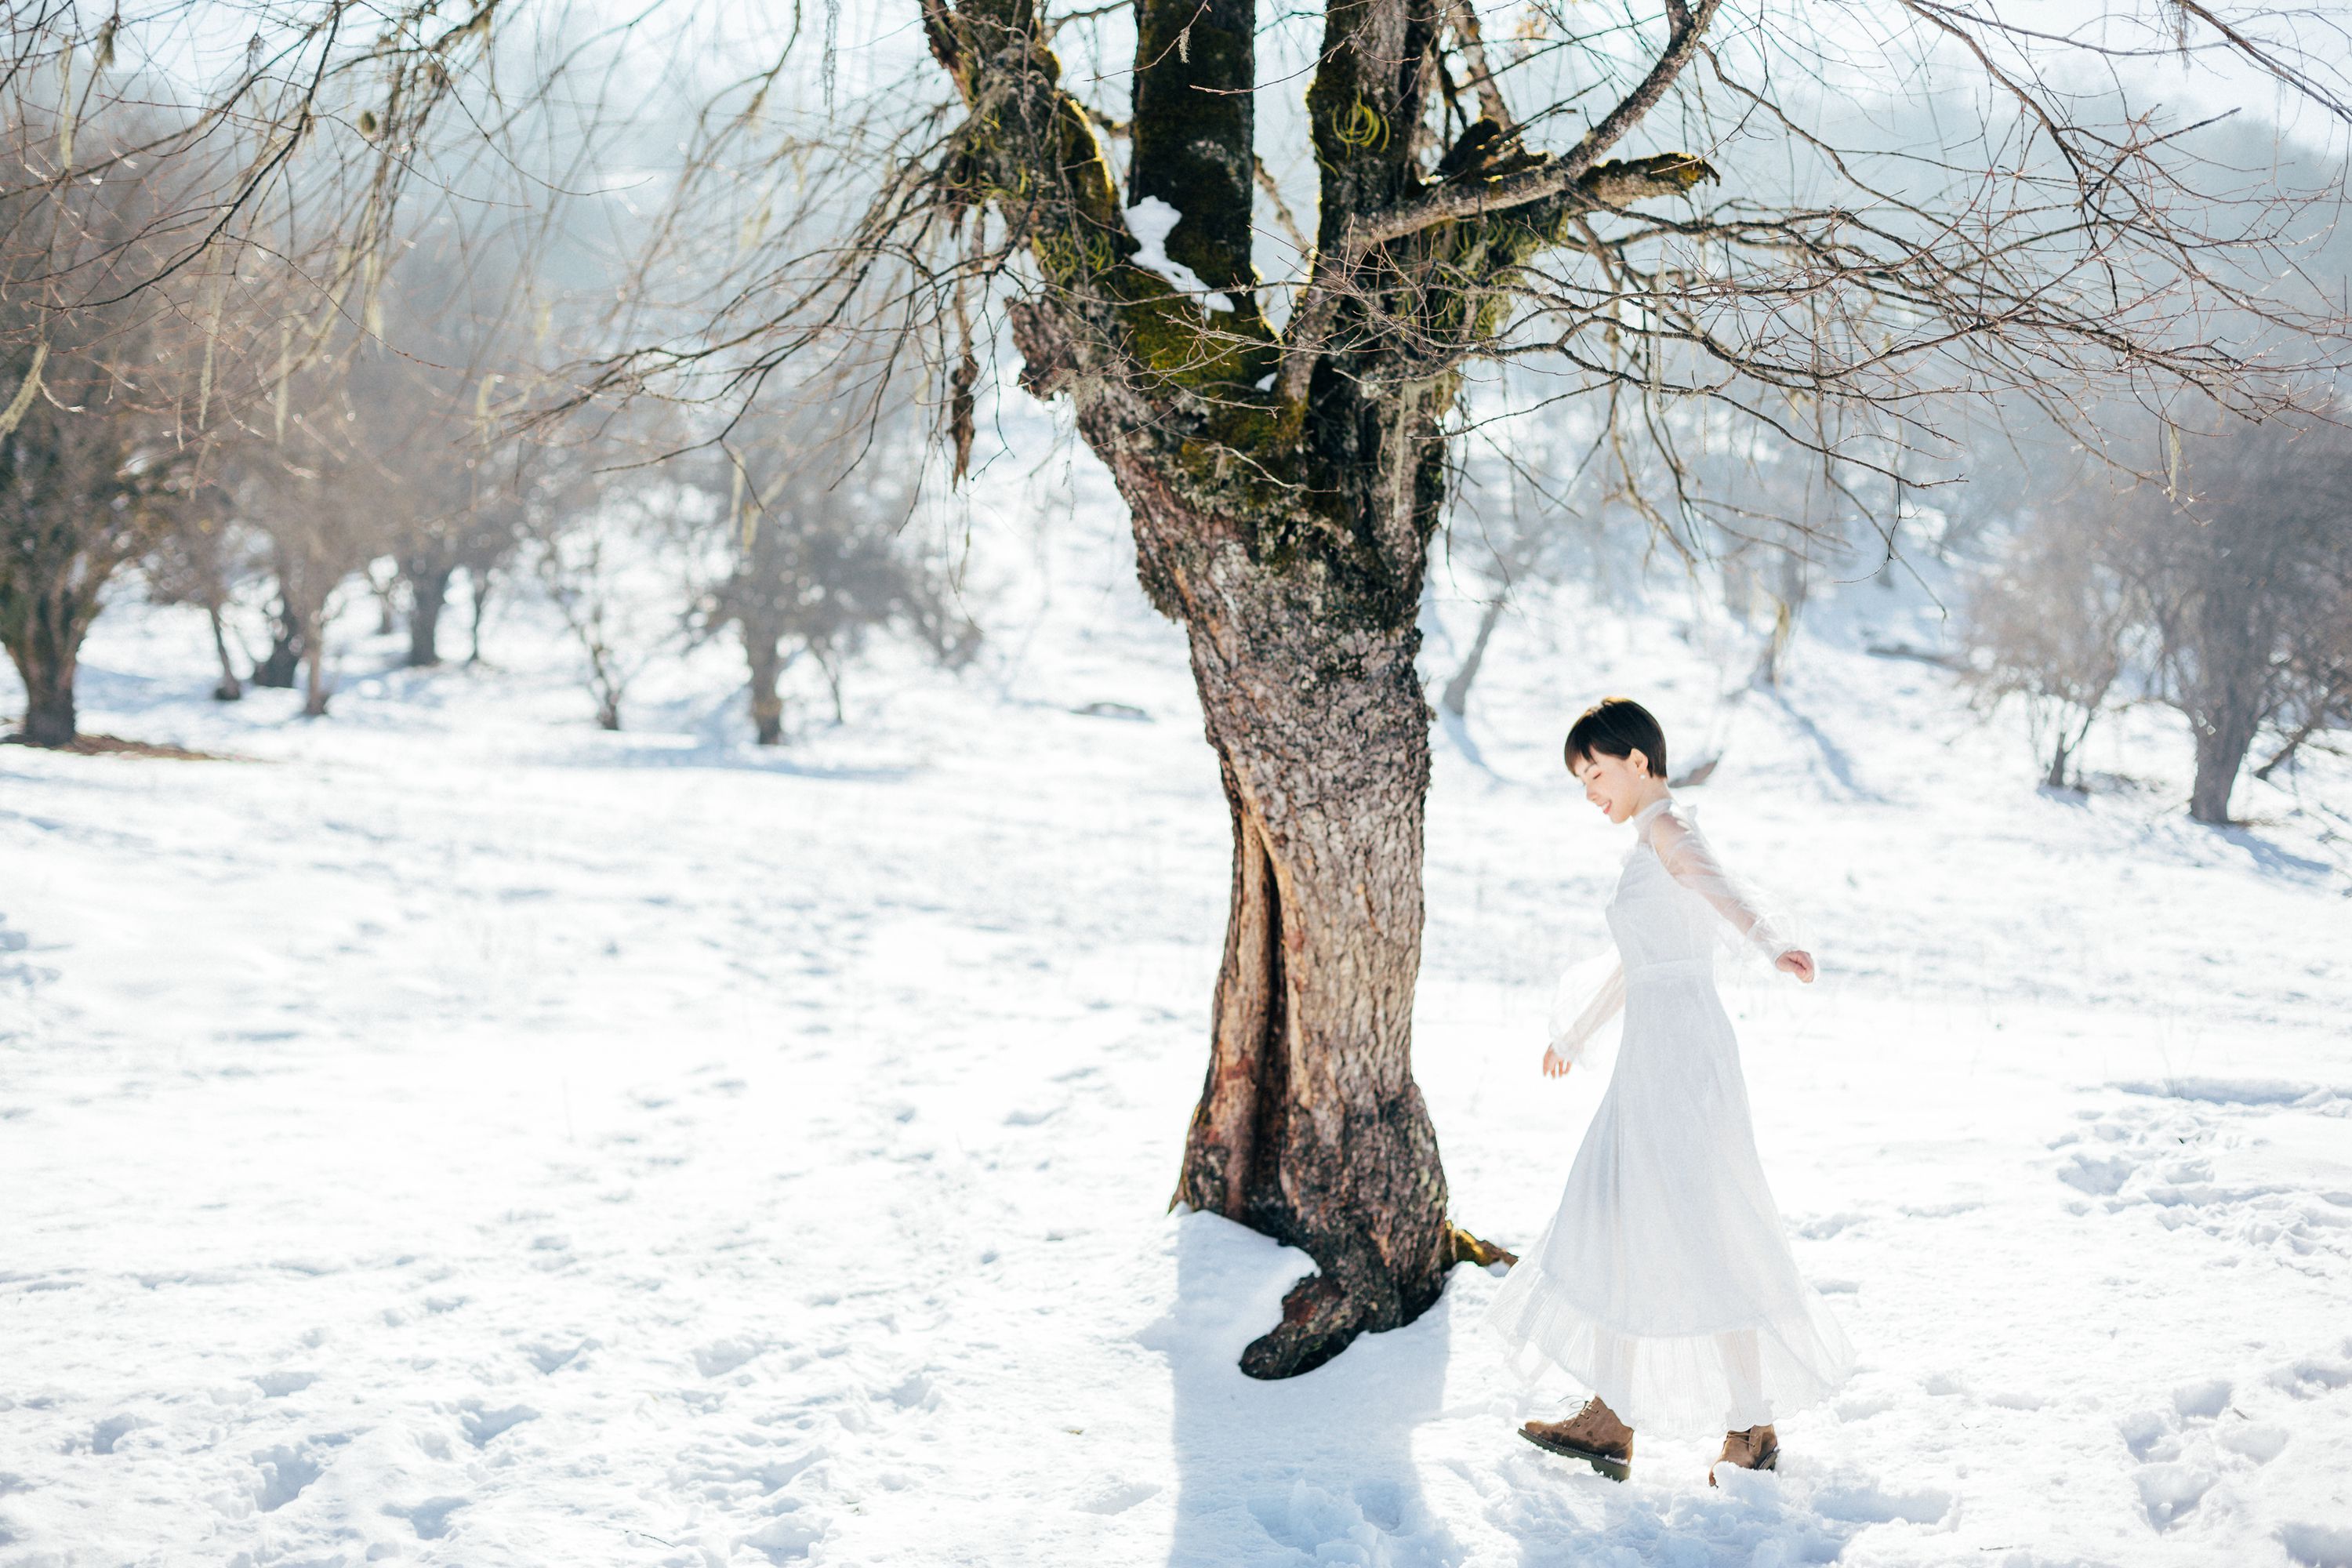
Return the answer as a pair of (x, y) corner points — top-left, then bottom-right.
(1172, 603), (1451, 1377)
(2188, 711), (2255, 824)
(299, 606), (333, 717)
(466, 566), (494, 664)
(2043, 736), (2071, 791)
(207, 602), (244, 701)
(745, 624), (786, 745)
(254, 597), (303, 688)
(1, 568), (95, 747)
(405, 561), (456, 667)
(1066, 350), (1457, 1378)
(5, 635), (78, 747)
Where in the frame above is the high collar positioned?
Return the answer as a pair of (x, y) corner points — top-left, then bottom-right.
(1629, 792), (1675, 828)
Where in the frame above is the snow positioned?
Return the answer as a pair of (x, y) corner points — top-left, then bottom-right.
(1124, 198), (1237, 314)
(3, 447), (2351, 1566)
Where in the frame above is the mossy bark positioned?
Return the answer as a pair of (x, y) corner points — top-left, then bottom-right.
(1019, 285), (1458, 1375)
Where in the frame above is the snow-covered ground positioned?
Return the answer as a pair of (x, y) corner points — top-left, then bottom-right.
(3, 448), (2350, 1568)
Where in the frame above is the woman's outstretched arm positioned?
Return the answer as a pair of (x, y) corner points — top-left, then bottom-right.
(1650, 810), (1815, 981)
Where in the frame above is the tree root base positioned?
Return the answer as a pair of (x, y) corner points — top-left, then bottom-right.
(1240, 1273), (1364, 1381)
(1450, 1224), (1518, 1269)
(1235, 1225), (1515, 1381)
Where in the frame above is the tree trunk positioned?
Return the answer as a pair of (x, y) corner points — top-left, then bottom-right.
(301, 614), (332, 718)
(1074, 389), (1454, 1379)
(254, 597), (303, 688)
(466, 566), (494, 665)
(2189, 711), (2256, 824)
(406, 563), (455, 667)
(2043, 738), (2071, 790)
(1439, 596), (1506, 720)
(744, 624), (786, 746)
(207, 602), (244, 701)
(5, 635), (78, 747)
(1172, 601), (1451, 1377)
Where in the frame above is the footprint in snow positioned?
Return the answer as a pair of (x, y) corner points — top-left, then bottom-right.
(2052, 1099), (2349, 1260)
(1808, 1479), (1954, 1526)
(252, 1445), (322, 1512)
(252, 1369), (318, 1398)
(2280, 1519), (2352, 1568)
(739, 1512), (824, 1563)
(459, 1403), (539, 1448)
(526, 1338), (597, 1374)
(88, 1414), (143, 1454)
(1076, 1479), (1161, 1515)
(387, 1495), (470, 1541)
(694, 1338), (770, 1378)
(2114, 1363), (2313, 1533)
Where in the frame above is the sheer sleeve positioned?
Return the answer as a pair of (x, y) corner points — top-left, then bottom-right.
(1646, 806), (1799, 961)
(1547, 959), (1624, 1067)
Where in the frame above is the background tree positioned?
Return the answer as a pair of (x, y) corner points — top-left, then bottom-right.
(2111, 419), (2352, 825)
(0, 107), (228, 746)
(528, 450), (677, 733)
(684, 394), (978, 745)
(146, 501), (263, 702)
(1964, 505), (2134, 791)
(362, 231), (541, 669)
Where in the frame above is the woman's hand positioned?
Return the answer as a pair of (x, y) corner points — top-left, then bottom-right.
(1777, 949), (1817, 983)
(1543, 1045), (1573, 1078)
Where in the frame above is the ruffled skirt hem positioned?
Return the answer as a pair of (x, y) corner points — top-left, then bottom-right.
(1486, 1261), (1856, 1437)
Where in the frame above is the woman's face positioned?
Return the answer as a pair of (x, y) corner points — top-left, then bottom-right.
(1571, 749), (1653, 824)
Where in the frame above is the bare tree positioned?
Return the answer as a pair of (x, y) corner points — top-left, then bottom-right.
(356, 230), (546, 668)
(147, 503), (263, 701)
(2111, 418), (2352, 824)
(0, 109), (230, 746)
(1964, 506), (2133, 790)
(234, 454), (387, 718)
(528, 451), (681, 732)
(2254, 566), (2352, 784)
(676, 394), (977, 744)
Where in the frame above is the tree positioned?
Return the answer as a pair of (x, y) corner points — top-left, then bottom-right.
(568, 0), (2352, 1375)
(1965, 506), (2132, 790)
(147, 503), (263, 702)
(360, 234), (539, 669)
(0, 108), (216, 746)
(684, 395), (977, 745)
(2111, 419), (2352, 824)
(529, 453), (677, 733)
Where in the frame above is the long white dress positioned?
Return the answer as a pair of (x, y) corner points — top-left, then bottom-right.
(1486, 795), (1854, 1436)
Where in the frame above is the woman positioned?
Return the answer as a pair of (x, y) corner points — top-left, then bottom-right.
(1487, 697), (1854, 1483)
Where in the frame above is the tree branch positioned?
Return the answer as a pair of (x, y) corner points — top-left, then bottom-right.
(1447, 0), (1512, 130)
(1278, 0), (1723, 403)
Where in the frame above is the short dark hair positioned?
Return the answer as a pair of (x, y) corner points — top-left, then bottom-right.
(1564, 697), (1668, 779)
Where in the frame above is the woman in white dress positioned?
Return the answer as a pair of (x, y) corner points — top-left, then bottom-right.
(1487, 697), (1854, 1483)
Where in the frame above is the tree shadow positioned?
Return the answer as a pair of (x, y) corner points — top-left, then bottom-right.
(1753, 688), (1889, 805)
(2202, 820), (2335, 883)
(1146, 1214), (1461, 1567)
(1484, 1458), (1878, 1566)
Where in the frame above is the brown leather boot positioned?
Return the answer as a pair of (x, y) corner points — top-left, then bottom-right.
(1518, 1396), (1635, 1481)
(1709, 1423), (1779, 1486)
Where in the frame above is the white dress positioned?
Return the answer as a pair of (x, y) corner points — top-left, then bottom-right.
(1485, 795), (1854, 1436)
